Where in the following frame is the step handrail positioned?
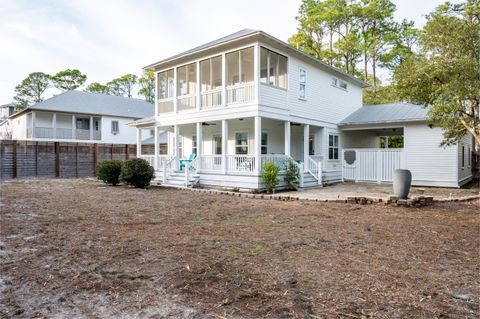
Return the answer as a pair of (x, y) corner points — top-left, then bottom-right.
(307, 155), (322, 185)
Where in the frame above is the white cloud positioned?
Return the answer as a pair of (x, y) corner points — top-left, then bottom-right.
(0, 0), (449, 105)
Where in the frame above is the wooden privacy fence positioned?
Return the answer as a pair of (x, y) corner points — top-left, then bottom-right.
(0, 140), (137, 180)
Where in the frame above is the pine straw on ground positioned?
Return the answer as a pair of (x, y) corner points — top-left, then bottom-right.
(1, 179), (479, 318)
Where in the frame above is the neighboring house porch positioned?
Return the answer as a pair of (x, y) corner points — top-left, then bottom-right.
(26, 111), (102, 141)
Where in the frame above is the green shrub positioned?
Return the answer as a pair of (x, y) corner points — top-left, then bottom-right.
(96, 160), (123, 186)
(120, 158), (155, 188)
(284, 159), (300, 190)
(261, 162), (280, 193)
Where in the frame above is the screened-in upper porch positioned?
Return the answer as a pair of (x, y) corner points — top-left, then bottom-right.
(156, 46), (288, 115)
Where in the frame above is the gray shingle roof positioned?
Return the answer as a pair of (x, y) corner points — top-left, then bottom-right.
(21, 90), (154, 119)
(339, 103), (429, 126)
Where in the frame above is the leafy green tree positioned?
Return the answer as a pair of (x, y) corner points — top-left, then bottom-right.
(380, 19), (419, 71)
(13, 72), (51, 110)
(394, 1), (480, 148)
(85, 82), (110, 94)
(107, 74), (138, 97)
(363, 84), (399, 105)
(138, 71), (155, 103)
(51, 69), (87, 91)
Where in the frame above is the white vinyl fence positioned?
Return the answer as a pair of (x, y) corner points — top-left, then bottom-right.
(342, 148), (404, 183)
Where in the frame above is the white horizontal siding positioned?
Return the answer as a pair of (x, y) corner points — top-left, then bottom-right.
(405, 123), (458, 186)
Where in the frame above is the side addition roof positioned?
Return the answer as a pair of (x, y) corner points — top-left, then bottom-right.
(339, 103), (429, 127)
(12, 91), (154, 119)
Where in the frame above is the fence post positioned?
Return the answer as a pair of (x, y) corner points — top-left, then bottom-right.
(0, 141), (4, 179)
(55, 142), (60, 178)
(110, 144), (114, 160)
(125, 144), (130, 160)
(12, 140), (17, 179)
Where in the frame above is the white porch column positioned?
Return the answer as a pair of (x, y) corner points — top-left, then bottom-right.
(89, 116), (94, 140)
(154, 126), (159, 170)
(174, 125), (180, 170)
(254, 116), (262, 174)
(173, 67), (178, 113)
(196, 122), (202, 156)
(196, 61), (201, 111)
(284, 121), (291, 157)
(303, 124), (309, 172)
(136, 128), (142, 157)
(52, 113), (57, 139)
(221, 53), (227, 106)
(222, 119), (228, 174)
(31, 111), (36, 138)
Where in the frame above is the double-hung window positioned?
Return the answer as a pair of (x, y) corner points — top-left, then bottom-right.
(76, 118), (90, 130)
(235, 132), (248, 155)
(261, 132), (268, 154)
(461, 145), (465, 168)
(111, 120), (119, 134)
(299, 68), (306, 99)
(328, 134), (339, 160)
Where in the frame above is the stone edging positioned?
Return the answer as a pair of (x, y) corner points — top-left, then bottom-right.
(162, 185), (480, 205)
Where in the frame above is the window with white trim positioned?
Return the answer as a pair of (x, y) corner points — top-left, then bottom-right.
(235, 132), (248, 155)
(299, 68), (306, 99)
(111, 120), (119, 134)
(331, 77), (348, 90)
(261, 132), (268, 154)
(328, 134), (339, 160)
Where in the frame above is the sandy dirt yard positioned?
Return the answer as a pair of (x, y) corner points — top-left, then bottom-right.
(0, 179), (479, 318)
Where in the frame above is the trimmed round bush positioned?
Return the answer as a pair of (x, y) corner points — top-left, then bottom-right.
(96, 160), (123, 186)
(120, 158), (155, 188)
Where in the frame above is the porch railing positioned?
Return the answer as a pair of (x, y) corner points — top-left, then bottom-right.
(199, 155), (223, 172)
(307, 156), (322, 184)
(227, 155), (256, 173)
(34, 127), (54, 138)
(158, 98), (174, 114)
(177, 94), (196, 111)
(201, 88), (222, 108)
(76, 129), (90, 140)
(226, 82), (255, 105)
(56, 128), (73, 139)
(140, 155), (155, 167)
(261, 154), (288, 171)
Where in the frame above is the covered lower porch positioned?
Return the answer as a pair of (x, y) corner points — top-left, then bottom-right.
(136, 117), (327, 189)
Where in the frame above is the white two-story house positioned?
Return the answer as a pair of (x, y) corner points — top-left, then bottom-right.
(133, 29), (473, 189)
(1, 90), (154, 144)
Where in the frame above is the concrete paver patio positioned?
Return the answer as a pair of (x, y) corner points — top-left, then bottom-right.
(276, 181), (479, 201)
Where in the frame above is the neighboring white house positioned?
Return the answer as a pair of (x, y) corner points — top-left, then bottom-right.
(131, 29), (473, 189)
(0, 91), (154, 144)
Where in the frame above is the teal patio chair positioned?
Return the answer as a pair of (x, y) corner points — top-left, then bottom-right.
(179, 153), (196, 171)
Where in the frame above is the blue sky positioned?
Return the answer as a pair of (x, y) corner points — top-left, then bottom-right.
(0, 0), (455, 104)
